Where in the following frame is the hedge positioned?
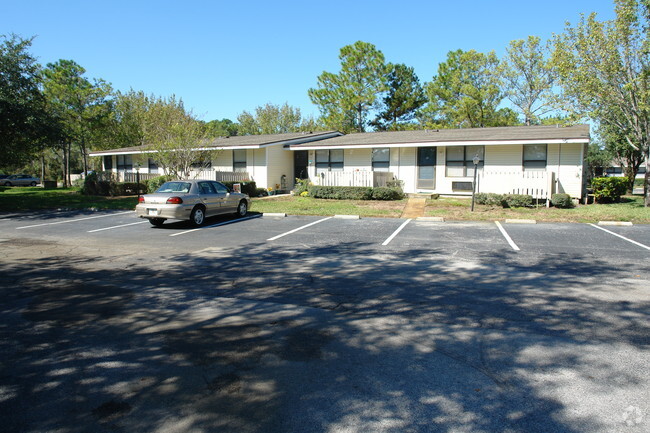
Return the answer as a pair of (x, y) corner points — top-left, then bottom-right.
(147, 175), (174, 193)
(307, 185), (404, 200)
(220, 181), (257, 197)
(591, 177), (628, 203)
(474, 192), (504, 206)
(551, 193), (573, 208)
(502, 194), (533, 208)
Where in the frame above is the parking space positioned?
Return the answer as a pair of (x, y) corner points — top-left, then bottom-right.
(1, 210), (650, 258)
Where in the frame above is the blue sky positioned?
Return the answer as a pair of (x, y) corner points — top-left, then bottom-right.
(2, 0), (617, 123)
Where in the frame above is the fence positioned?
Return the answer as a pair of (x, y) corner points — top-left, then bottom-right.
(478, 170), (555, 200)
(313, 171), (394, 188)
(94, 170), (251, 183)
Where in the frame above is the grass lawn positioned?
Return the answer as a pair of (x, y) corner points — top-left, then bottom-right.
(0, 187), (138, 212)
(425, 195), (650, 224)
(251, 195), (406, 218)
(2, 187), (649, 223)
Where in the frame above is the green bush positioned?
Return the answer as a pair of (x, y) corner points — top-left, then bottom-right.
(474, 192), (504, 206)
(591, 177), (628, 203)
(551, 193), (573, 208)
(307, 185), (407, 200)
(82, 173), (145, 196)
(371, 187), (405, 200)
(502, 194), (533, 208)
(308, 186), (373, 200)
(147, 175), (174, 193)
(220, 181), (257, 197)
(293, 178), (311, 196)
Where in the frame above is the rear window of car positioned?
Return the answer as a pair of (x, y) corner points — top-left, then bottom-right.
(157, 182), (191, 193)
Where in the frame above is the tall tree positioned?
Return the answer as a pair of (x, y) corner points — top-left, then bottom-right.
(203, 118), (238, 138)
(552, 0), (650, 206)
(308, 41), (387, 133)
(145, 95), (212, 179)
(499, 36), (558, 125)
(424, 49), (516, 128)
(601, 122), (645, 192)
(371, 63), (427, 130)
(42, 60), (112, 185)
(0, 34), (59, 169)
(236, 102), (319, 135)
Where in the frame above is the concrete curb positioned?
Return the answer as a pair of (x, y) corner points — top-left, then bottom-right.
(598, 221), (633, 226)
(263, 213), (287, 217)
(505, 219), (537, 224)
(333, 215), (360, 220)
(416, 217), (445, 222)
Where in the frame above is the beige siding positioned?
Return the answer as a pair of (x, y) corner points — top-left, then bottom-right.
(212, 150), (232, 172)
(249, 148), (267, 187)
(484, 144), (522, 169)
(552, 142), (584, 197)
(345, 148), (372, 171)
(265, 146), (292, 190)
(397, 147), (417, 193)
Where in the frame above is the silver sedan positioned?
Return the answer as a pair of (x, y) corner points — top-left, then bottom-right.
(135, 179), (250, 227)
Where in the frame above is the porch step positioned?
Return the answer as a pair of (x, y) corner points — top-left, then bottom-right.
(400, 197), (427, 219)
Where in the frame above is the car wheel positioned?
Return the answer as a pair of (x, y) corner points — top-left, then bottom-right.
(190, 206), (205, 227)
(4, 182), (11, 186)
(149, 218), (165, 227)
(235, 200), (248, 217)
(30, 181), (37, 186)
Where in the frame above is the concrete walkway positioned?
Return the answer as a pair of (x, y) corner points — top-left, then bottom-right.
(400, 197), (427, 218)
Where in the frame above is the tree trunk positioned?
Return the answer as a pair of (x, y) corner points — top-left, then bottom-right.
(40, 153), (46, 183)
(645, 158), (650, 207)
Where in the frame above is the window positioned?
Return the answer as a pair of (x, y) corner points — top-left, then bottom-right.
(103, 155), (113, 170)
(445, 146), (484, 177)
(233, 150), (247, 172)
(372, 148), (390, 172)
(523, 144), (547, 170)
(116, 155), (132, 171)
(315, 149), (344, 173)
(148, 158), (158, 173)
(211, 181), (229, 194)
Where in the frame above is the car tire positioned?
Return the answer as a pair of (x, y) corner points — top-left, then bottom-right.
(4, 182), (11, 186)
(149, 218), (165, 227)
(235, 200), (248, 217)
(30, 182), (37, 186)
(190, 206), (205, 227)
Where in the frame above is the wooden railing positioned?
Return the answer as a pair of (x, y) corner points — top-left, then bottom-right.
(478, 170), (555, 199)
(313, 171), (394, 187)
(95, 170), (252, 183)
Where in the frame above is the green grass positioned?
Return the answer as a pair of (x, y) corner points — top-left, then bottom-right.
(2, 187), (649, 223)
(425, 196), (650, 224)
(0, 187), (138, 211)
(251, 195), (406, 217)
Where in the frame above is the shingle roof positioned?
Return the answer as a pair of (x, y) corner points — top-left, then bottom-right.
(287, 124), (590, 148)
(89, 130), (341, 155)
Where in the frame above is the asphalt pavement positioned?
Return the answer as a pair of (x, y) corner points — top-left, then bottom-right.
(0, 210), (649, 433)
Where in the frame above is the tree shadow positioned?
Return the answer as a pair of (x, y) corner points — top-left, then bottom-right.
(0, 238), (648, 432)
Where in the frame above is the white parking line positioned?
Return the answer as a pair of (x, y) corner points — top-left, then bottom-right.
(588, 223), (650, 251)
(88, 221), (149, 233)
(495, 221), (520, 251)
(267, 217), (332, 241)
(169, 215), (262, 237)
(382, 219), (412, 246)
(16, 211), (133, 229)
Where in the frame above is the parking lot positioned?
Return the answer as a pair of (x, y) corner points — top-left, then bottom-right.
(1, 210), (649, 433)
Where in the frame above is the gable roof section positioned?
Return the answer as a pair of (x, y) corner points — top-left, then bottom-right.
(89, 130), (342, 156)
(287, 125), (590, 150)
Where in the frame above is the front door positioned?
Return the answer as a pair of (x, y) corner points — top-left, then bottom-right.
(294, 150), (308, 179)
(417, 147), (436, 189)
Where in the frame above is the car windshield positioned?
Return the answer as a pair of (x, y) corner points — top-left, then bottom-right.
(157, 182), (191, 193)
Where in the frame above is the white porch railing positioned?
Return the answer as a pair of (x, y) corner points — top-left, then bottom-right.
(313, 171), (394, 187)
(478, 170), (555, 199)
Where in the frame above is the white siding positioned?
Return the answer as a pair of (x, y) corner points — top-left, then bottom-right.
(250, 148), (267, 187)
(398, 147), (417, 193)
(212, 150), (232, 172)
(265, 146), (291, 190)
(549, 142), (584, 198)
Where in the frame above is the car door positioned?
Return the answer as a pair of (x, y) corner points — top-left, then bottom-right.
(196, 181), (223, 217)
(211, 181), (236, 213)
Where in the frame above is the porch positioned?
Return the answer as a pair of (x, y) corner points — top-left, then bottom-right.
(477, 170), (556, 200)
(312, 171), (395, 188)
